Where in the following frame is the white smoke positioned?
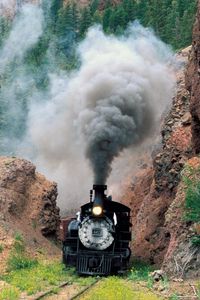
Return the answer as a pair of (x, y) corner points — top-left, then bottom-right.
(0, 3), (43, 153)
(0, 4), (43, 72)
(23, 24), (175, 210)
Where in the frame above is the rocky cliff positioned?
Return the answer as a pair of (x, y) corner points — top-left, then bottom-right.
(185, 0), (200, 155)
(0, 157), (60, 273)
(122, 1), (200, 278)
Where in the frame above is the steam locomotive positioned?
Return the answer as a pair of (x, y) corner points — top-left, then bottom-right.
(61, 184), (132, 275)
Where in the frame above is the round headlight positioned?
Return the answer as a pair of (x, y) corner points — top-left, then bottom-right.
(92, 206), (103, 216)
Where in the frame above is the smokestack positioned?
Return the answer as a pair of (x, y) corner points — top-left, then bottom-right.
(92, 184), (107, 214)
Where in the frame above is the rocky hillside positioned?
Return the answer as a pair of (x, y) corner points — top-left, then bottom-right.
(0, 157), (60, 273)
(186, 0), (200, 154)
(122, 1), (200, 278)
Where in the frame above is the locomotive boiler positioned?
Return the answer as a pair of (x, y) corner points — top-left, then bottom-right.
(61, 184), (132, 275)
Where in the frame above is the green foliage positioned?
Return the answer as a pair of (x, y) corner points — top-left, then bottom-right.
(7, 234), (38, 272)
(0, 16), (11, 48)
(2, 262), (66, 295)
(80, 7), (92, 37)
(191, 235), (200, 246)
(169, 294), (179, 300)
(183, 167), (200, 223)
(182, 165), (200, 245)
(128, 260), (154, 282)
(0, 287), (20, 300)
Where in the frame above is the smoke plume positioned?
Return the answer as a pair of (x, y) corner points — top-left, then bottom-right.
(74, 26), (173, 184)
(24, 24), (175, 207)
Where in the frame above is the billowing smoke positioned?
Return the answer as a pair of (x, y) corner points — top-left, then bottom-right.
(74, 26), (174, 184)
(23, 24), (175, 208)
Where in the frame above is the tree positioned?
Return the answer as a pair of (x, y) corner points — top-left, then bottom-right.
(103, 7), (112, 31)
(49, 0), (63, 33)
(80, 7), (92, 37)
(90, 0), (99, 16)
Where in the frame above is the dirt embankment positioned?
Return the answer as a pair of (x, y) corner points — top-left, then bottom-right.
(0, 157), (60, 273)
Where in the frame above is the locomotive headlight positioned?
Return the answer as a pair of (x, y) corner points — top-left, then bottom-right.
(92, 206), (103, 216)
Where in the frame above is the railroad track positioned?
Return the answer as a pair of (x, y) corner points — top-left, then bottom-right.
(29, 278), (101, 300)
(69, 279), (100, 300)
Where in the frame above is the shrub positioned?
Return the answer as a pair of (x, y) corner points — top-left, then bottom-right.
(191, 235), (200, 246)
(7, 254), (38, 271)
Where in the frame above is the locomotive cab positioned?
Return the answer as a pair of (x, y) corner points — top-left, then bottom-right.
(62, 184), (132, 275)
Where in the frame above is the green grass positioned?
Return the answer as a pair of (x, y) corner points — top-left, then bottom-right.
(128, 260), (154, 282)
(182, 166), (200, 223)
(80, 277), (162, 300)
(6, 233), (38, 272)
(0, 232), (95, 297)
(0, 287), (20, 300)
(169, 294), (179, 300)
(1, 261), (95, 296)
(2, 261), (67, 295)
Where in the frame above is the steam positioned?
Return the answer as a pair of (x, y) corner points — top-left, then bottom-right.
(24, 24), (175, 207)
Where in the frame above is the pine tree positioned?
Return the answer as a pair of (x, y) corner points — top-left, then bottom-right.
(50, 0), (63, 33)
(80, 7), (92, 37)
(90, 0), (99, 16)
(103, 7), (112, 32)
(0, 16), (10, 48)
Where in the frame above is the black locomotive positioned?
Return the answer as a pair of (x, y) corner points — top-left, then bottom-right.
(62, 184), (132, 275)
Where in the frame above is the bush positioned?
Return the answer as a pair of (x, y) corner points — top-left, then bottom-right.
(191, 235), (200, 246)
(7, 254), (38, 271)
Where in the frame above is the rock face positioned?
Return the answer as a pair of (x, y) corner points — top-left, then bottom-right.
(126, 48), (193, 267)
(185, 1), (200, 154)
(123, 1), (200, 277)
(0, 156), (60, 239)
